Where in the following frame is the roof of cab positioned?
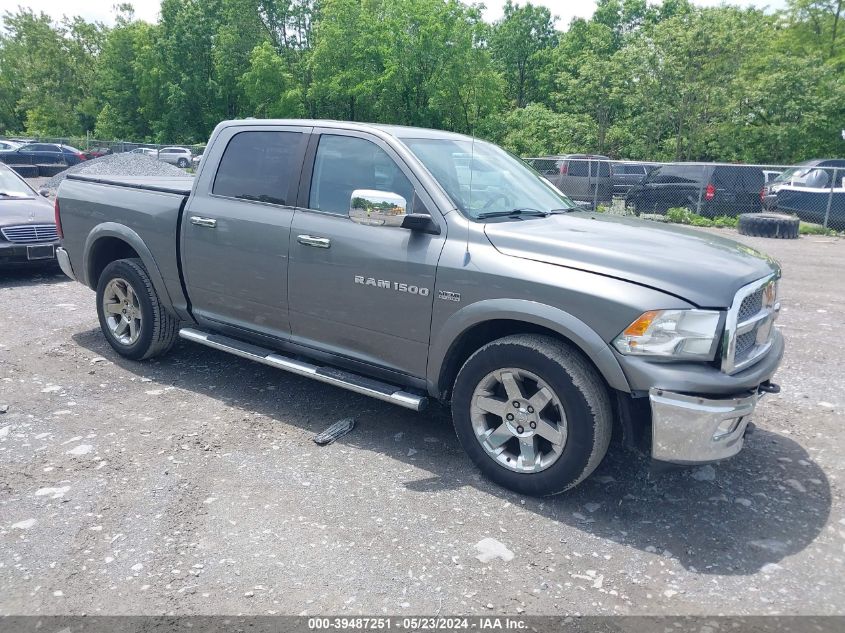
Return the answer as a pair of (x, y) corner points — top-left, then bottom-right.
(217, 118), (472, 141)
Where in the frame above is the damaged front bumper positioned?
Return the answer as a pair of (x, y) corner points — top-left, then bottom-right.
(650, 387), (767, 464)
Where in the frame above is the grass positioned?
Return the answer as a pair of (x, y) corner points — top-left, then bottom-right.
(664, 207), (738, 228)
(606, 203), (842, 236)
(799, 222), (838, 236)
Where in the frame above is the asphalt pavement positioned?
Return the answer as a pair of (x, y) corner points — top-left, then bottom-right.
(0, 229), (843, 616)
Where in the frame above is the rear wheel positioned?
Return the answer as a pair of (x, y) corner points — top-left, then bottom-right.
(451, 334), (612, 496)
(96, 258), (179, 360)
(177, 157), (189, 168)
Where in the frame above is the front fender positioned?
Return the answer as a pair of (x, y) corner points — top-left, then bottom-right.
(427, 298), (631, 396)
(83, 223), (174, 311)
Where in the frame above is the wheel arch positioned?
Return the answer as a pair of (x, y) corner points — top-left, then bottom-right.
(428, 299), (631, 401)
(83, 223), (175, 312)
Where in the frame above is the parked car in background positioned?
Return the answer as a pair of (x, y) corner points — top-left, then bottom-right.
(525, 154), (613, 206)
(0, 143), (86, 166)
(763, 169), (782, 185)
(130, 147), (159, 158)
(0, 162), (59, 267)
(83, 146), (113, 160)
(0, 140), (22, 153)
(192, 148), (205, 169)
(762, 158), (845, 224)
(625, 163), (765, 217)
(157, 146), (193, 168)
(611, 162), (654, 196)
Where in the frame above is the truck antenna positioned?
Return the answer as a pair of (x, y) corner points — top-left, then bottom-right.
(464, 134), (475, 266)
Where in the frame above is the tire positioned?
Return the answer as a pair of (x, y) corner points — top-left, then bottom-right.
(451, 334), (612, 496)
(177, 158), (189, 168)
(10, 164), (38, 178)
(96, 258), (179, 360)
(737, 213), (799, 239)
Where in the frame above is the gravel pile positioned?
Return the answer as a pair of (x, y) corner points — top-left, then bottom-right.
(44, 152), (188, 192)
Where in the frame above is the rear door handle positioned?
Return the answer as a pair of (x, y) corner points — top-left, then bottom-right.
(190, 216), (217, 228)
(297, 235), (331, 249)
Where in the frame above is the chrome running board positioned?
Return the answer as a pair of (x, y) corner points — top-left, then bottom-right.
(178, 328), (428, 412)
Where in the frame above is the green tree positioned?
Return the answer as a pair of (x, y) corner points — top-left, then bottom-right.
(489, 1), (557, 107)
(239, 41), (304, 117)
(0, 8), (104, 135)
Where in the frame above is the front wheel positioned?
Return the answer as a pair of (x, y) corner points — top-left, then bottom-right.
(96, 258), (179, 360)
(451, 334), (612, 496)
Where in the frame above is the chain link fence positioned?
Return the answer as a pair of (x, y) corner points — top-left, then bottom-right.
(2, 136), (842, 231)
(524, 156), (845, 232)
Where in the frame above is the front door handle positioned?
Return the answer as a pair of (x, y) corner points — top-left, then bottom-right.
(190, 216), (217, 228)
(297, 234), (331, 249)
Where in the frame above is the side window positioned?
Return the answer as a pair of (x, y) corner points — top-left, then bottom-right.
(592, 160), (611, 176)
(212, 130), (304, 206)
(742, 168), (764, 192)
(309, 135), (414, 215)
(568, 159), (588, 177)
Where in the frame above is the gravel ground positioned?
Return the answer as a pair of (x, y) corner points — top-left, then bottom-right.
(41, 153), (186, 193)
(0, 229), (843, 616)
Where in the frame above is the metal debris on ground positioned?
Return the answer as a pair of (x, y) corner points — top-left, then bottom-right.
(313, 417), (356, 446)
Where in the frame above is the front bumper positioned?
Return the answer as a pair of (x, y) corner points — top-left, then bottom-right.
(0, 240), (59, 266)
(650, 388), (761, 463)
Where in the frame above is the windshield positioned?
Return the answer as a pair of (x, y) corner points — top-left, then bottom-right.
(0, 168), (34, 199)
(403, 137), (576, 219)
(774, 166), (833, 188)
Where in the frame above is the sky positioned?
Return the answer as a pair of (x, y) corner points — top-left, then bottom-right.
(13, 0), (789, 27)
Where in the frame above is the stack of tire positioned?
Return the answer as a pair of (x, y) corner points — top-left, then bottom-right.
(737, 213), (799, 239)
(9, 163), (67, 178)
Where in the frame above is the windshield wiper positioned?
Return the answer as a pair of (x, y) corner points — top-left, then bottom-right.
(476, 207), (551, 220)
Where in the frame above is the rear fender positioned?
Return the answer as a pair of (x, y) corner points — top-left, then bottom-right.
(83, 223), (174, 311)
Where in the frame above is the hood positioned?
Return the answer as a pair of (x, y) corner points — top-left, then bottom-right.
(483, 212), (779, 307)
(0, 195), (55, 226)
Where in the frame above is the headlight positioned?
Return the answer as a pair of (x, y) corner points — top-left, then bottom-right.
(613, 309), (722, 360)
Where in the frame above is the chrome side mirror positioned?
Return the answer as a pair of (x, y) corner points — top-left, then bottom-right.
(349, 189), (407, 227)
(39, 189), (50, 197)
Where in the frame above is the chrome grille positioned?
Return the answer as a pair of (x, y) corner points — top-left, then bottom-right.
(738, 289), (763, 323)
(1, 224), (58, 244)
(735, 330), (757, 361)
(721, 275), (779, 374)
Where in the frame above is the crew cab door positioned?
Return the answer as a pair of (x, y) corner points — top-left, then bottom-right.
(288, 130), (446, 378)
(181, 125), (310, 340)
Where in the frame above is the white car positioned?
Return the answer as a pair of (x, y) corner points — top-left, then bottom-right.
(130, 147), (158, 158)
(157, 146), (193, 168)
(0, 140), (22, 153)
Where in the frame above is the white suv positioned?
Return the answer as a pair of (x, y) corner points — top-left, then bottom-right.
(157, 147), (193, 168)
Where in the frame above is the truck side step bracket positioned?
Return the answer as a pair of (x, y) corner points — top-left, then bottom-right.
(178, 328), (428, 412)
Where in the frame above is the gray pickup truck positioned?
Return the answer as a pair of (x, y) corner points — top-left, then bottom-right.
(55, 120), (783, 496)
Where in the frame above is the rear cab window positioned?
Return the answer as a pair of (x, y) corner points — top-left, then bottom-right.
(212, 130), (306, 206)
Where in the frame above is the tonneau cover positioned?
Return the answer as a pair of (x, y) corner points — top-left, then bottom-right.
(65, 174), (194, 196)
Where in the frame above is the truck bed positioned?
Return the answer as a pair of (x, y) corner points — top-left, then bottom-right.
(57, 173), (193, 318)
(65, 173), (194, 196)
